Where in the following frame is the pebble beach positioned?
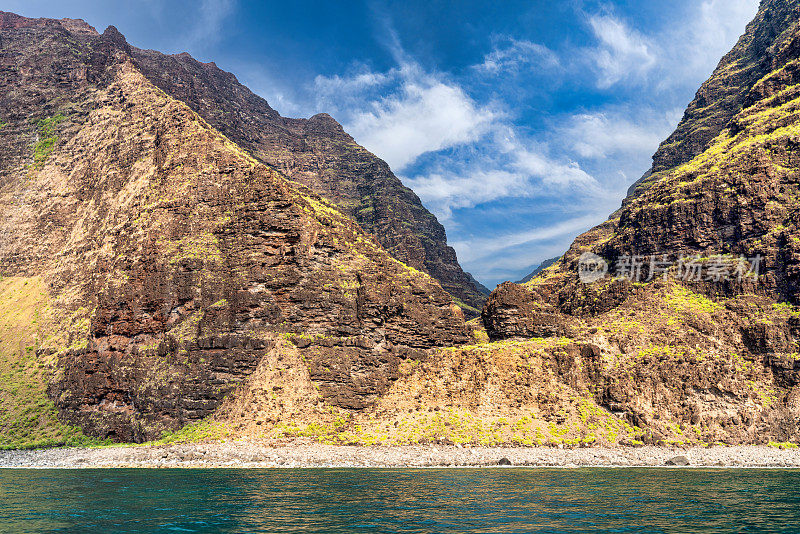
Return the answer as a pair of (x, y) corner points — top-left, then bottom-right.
(1, 443), (799, 469)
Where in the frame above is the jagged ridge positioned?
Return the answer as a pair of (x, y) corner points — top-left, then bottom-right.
(0, 14), (469, 443)
(629, 0), (800, 195)
(480, 0), (800, 446)
(128, 45), (488, 315)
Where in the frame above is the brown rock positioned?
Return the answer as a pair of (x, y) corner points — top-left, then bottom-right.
(0, 14), (468, 442)
(129, 43), (487, 315)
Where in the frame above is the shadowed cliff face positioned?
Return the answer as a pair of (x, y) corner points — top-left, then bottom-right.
(484, 0), (800, 326)
(128, 47), (488, 316)
(480, 0), (800, 444)
(496, 0), (800, 313)
(629, 0), (800, 196)
(0, 14), (468, 442)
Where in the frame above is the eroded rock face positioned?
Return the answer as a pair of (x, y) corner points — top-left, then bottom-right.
(485, 0), (800, 334)
(482, 282), (578, 340)
(629, 0), (800, 194)
(480, 283), (800, 445)
(480, 0), (800, 444)
(0, 14), (468, 441)
(128, 45), (488, 315)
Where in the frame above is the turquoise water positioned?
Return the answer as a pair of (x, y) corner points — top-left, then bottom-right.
(1, 468), (799, 533)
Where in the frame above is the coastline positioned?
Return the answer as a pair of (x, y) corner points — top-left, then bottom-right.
(1, 443), (799, 469)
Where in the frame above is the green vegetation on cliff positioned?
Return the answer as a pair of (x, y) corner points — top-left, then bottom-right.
(0, 278), (106, 449)
(31, 114), (64, 169)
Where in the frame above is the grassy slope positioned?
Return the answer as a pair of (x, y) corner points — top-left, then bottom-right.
(203, 283), (796, 448)
(0, 277), (105, 449)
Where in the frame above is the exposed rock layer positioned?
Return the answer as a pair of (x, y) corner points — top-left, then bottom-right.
(482, 0), (800, 444)
(129, 44), (487, 314)
(629, 0), (800, 195)
(0, 14), (468, 442)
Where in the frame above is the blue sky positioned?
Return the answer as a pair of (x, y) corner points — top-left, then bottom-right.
(7, 0), (760, 287)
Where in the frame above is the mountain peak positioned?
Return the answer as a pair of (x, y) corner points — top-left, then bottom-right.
(480, 0), (800, 445)
(102, 25), (125, 40)
(130, 41), (487, 314)
(0, 11), (97, 35)
(305, 112), (347, 134)
(101, 24), (129, 51)
(0, 10), (476, 443)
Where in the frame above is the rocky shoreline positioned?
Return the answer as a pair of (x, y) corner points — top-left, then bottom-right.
(1, 443), (799, 469)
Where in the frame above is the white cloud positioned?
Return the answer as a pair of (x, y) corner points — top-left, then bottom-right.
(312, 54), (606, 224)
(476, 38), (560, 74)
(582, 1), (758, 92)
(403, 126), (602, 221)
(564, 108), (682, 159)
(311, 25), (501, 172)
(452, 212), (604, 265)
(695, 0), (759, 49)
(350, 81), (498, 171)
(404, 169), (523, 214)
(326, 63), (498, 171)
(314, 70), (393, 94)
(508, 142), (598, 190)
(587, 14), (657, 88)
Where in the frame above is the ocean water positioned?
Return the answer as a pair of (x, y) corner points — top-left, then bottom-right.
(1, 468), (799, 533)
